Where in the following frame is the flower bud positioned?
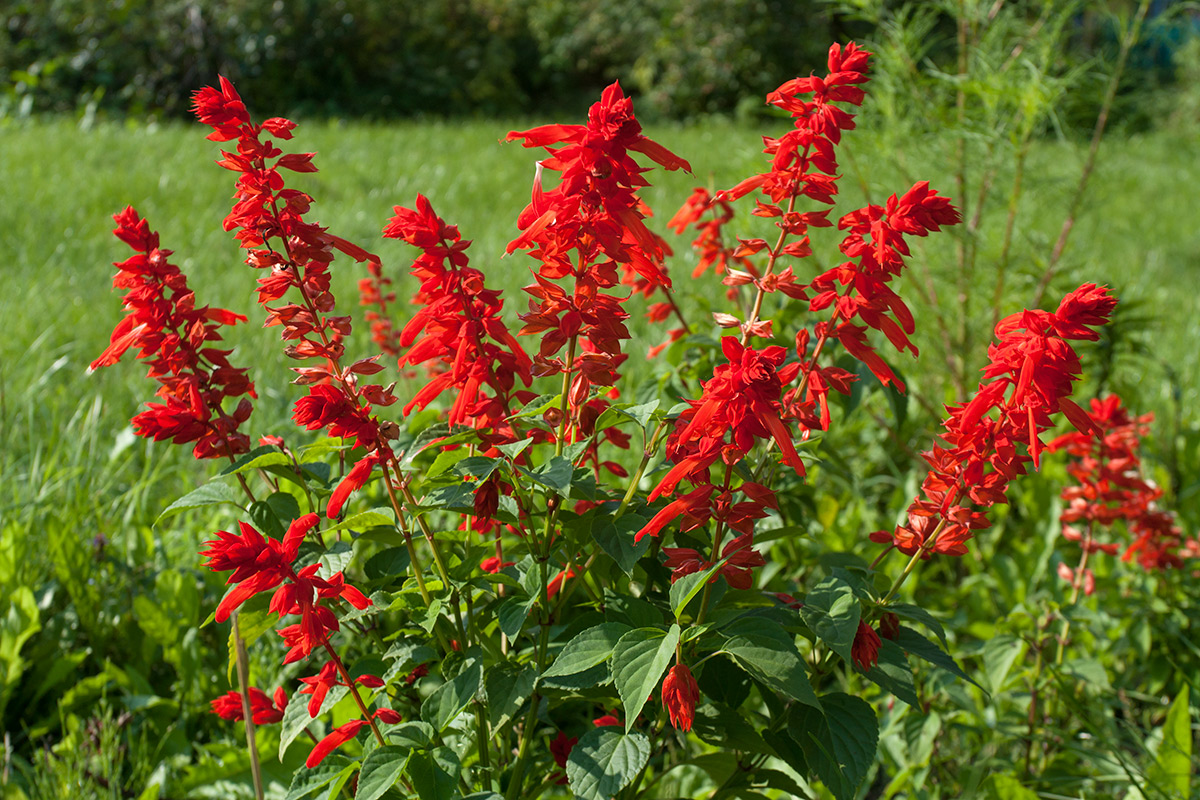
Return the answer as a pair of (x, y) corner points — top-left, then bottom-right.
(662, 663), (700, 731)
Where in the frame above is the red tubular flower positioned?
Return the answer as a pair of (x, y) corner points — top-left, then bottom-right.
(872, 285), (1117, 558)
(203, 514), (371, 662)
(593, 713), (622, 728)
(851, 621), (881, 671)
(210, 687), (287, 725)
(1048, 394), (1187, 575)
(662, 664), (700, 731)
(194, 75), (398, 520)
(384, 195), (532, 436)
(306, 719), (367, 768)
(507, 82), (689, 443)
(550, 730), (577, 769)
(90, 207), (256, 459)
(480, 556), (514, 574)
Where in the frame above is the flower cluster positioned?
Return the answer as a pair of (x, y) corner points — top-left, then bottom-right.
(200, 513), (371, 658)
(506, 81), (690, 429)
(873, 284), (1118, 558)
(210, 687), (287, 725)
(90, 207), (255, 458)
(202, 514), (402, 766)
(383, 194), (532, 434)
(1048, 394), (1188, 582)
(358, 259), (402, 357)
(193, 76), (400, 520)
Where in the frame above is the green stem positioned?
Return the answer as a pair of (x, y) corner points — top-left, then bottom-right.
(232, 612), (265, 800)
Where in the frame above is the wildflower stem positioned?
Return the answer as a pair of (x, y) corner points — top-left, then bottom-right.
(231, 611), (265, 800)
(322, 640), (385, 746)
(881, 516), (950, 605)
(740, 194), (799, 347)
(379, 460), (433, 606)
(505, 623), (552, 800)
(1054, 520), (1095, 667)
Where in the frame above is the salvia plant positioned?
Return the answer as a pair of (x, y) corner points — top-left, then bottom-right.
(90, 42), (1164, 800)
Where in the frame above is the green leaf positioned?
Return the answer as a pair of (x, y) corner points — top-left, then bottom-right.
(612, 625), (680, 733)
(485, 663), (536, 730)
(981, 634), (1025, 693)
(497, 438), (534, 460)
(326, 508), (396, 534)
(284, 755), (354, 800)
(894, 629), (981, 689)
(886, 603), (947, 646)
(155, 479), (242, 524)
(1146, 686), (1191, 799)
(670, 563), (721, 619)
(800, 576), (860, 664)
(364, 547), (411, 583)
(565, 729), (651, 800)
(691, 704), (772, 755)
(787, 693), (878, 800)
(603, 590), (661, 629)
(427, 448), (469, 479)
(356, 745), (410, 800)
(220, 446), (290, 476)
(408, 747), (461, 800)
(425, 481), (477, 510)
(498, 596), (535, 639)
(621, 400), (661, 429)
(454, 456), (502, 481)
(865, 639), (919, 707)
(541, 623), (632, 680)
(319, 541), (354, 576)
(421, 656), (482, 732)
(723, 634), (821, 710)
(521, 456), (574, 497)
(382, 641), (437, 684)
(985, 774), (1039, 800)
(593, 514), (651, 576)
(513, 393), (561, 419)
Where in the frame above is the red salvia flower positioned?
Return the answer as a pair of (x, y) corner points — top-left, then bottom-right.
(662, 664), (700, 731)
(507, 82), (689, 439)
(194, 75), (400, 521)
(305, 708), (401, 768)
(872, 284), (1117, 558)
(210, 687), (287, 725)
(202, 513), (371, 662)
(90, 207), (256, 459)
(1048, 394), (1187, 575)
(384, 194), (532, 434)
(851, 621), (881, 671)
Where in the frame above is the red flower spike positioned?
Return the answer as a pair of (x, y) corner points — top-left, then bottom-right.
(1049, 394), (1187, 574)
(662, 664), (700, 731)
(193, 75), (400, 534)
(210, 688), (286, 725)
(384, 195), (532, 437)
(90, 208), (256, 459)
(877, 285), (1116, 559)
